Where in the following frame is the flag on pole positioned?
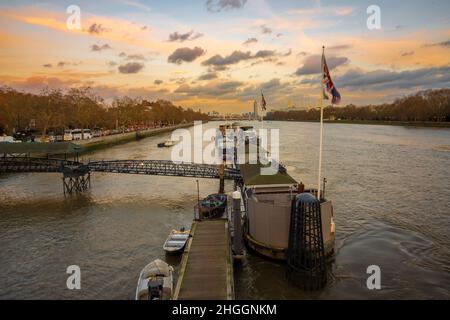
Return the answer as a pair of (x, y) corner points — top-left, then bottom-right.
(322, 54), (341, 104)
(261, 92), (267, 111)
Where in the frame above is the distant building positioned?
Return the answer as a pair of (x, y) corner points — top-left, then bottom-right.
(208, 111), (220, 117)
(253, 100), (259, 120)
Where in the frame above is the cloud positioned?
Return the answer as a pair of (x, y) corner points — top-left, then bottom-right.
(118, 62), (145, 74)
(122, 0), (152, 12)
(88, 23), (107, 35)
(57, 61), (72, 67)
(260, 25), (272, 34)
(401, 51), (414, 57)
(202, 50), (280, 69)
(295, 55), (348, 75)
(254, 50), (276, 59)
(336, 66), (450, 91)
(206, 0), (247, 12)
(328, 44), (352, 51)
(203, 51), (252, 67)
(154, 79), (163, 85)
(91, 43), (111, 52)
(170, 77), (188, 85)
(174, 80), (243, 97)
(424, 40), (450, 48)
(234, 78), (296, 103)
(243, 38), (258, 46)
(42, 61), (78, 68)
(118, 52), (149, 61)
(168, 30), (203, 42)
(125, 53), (147, 61)
(168, 47), (206, 64)
(283, 49), (292, 57)
(198, 72), (218, 81)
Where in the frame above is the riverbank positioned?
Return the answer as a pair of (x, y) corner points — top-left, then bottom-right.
(265, 119), (450, 128)
(75, 122), (196, 153)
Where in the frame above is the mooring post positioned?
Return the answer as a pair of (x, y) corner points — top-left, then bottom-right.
(219, 163), (225, 194)
(232, 190), (243, 259)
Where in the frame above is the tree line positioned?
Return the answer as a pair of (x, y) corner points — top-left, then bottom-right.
(265, 89), (450, 123)
(0, 86), (209, 136)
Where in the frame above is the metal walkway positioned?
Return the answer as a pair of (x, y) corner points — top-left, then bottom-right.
(0, 156), (83, 173)
(0, 157), (241, 180)
(174, 219), (234, 300)
(88, 160), (241, 180)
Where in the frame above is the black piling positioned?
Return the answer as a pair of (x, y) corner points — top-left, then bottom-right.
(62, 165), (91, 195)
(286, 193), (327, 290)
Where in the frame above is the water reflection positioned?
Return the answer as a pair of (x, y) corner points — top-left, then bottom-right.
(0, 121), (449, 299)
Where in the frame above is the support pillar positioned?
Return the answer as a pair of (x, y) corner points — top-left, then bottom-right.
(62, 166), (91, 195)
(232, 190), (243, 260)
(219, 163), (225, 194)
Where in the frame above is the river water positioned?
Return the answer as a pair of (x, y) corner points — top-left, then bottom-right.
(0, 121), (449, 300)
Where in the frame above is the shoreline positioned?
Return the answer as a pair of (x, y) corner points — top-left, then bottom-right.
(75, 122), (196, 154)
(265, 119), (450, 128)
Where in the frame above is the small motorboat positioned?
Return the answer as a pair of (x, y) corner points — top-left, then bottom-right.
(135, 259), (174, 300)
(197, 193), (228, 219)
(163, 228), (190, 253)
(157, 140), (176, 148)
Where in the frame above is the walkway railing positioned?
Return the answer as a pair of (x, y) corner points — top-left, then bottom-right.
(0, 156), (82, 173)
(0, 157), (241, 181)
(88, 160), (241, 180)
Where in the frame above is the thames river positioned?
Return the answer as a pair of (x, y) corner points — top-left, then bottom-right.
(0, 121), (449, 299)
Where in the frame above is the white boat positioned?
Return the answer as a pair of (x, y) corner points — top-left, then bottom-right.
(135, 259), (174, 300)
(164, 140), (175, 147)
(163, 228), (190, 253)
(157, 140), (176, 148)
(0, 136), (15, 143)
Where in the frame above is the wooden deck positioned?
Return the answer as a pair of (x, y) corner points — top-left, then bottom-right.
(174, 219), (234, 300)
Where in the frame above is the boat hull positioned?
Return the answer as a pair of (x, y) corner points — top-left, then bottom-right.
(163, 230), (190, 254)
(243, 221), (335, 261)
(135, 260), (174, 300)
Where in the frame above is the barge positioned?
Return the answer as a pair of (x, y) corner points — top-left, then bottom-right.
(217, 123), (335, 261)
(240, 163), (335, 260)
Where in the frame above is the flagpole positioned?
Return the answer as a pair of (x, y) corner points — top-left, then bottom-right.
(317, 46), (325, 201)
(260, 91), (264, 135)
(261, 91), (264, 131)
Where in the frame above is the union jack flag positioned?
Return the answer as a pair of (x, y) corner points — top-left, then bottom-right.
(322, 54), (341, 105)
(261, 92), (267, 111)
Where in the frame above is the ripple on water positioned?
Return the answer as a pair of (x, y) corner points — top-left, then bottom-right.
(0, 122), (449, 299)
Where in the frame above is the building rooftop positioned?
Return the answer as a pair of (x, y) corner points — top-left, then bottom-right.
(239, 163), (298, 187)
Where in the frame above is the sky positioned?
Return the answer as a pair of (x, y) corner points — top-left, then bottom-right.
(0, 0), (449, 114)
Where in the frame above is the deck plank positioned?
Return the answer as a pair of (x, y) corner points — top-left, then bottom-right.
(176, 219), (232, 300)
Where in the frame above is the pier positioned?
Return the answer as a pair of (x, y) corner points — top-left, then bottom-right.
(174, 219), (234, 300)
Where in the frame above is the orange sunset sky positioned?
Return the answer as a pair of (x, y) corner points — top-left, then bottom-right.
(0, 0), (449, 114)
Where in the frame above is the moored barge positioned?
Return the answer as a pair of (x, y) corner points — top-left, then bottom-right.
(239, 163), (335, 260)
